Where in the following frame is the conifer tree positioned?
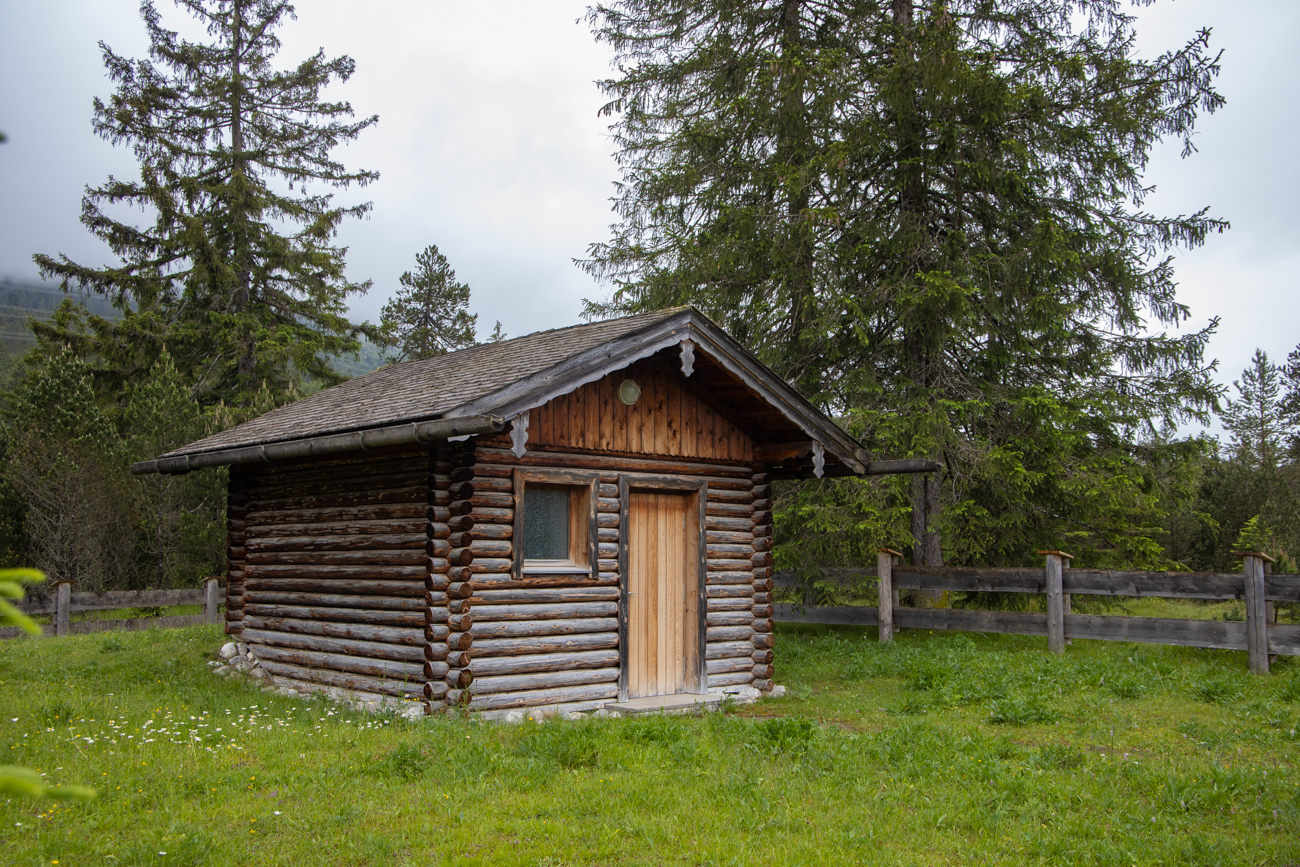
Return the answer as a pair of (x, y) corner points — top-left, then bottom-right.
(1222, 349), (1285, 472)
(584, 0), (1226, 568)
(124, 349), (226, 587)
(1280, 343), (1300, 459)
(380, 245), (477, 362)
(34, 0), (378, 404)
(3, 347), (136, 590)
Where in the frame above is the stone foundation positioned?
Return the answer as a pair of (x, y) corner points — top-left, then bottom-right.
(210, 640), (782, 723)
(208, 641), (424, 719)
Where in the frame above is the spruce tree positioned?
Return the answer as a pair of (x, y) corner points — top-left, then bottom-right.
(124, 349), (226, 587)
(583, 0), (1226, 568)
(3, 347), (136, 590)
(1222, 349), (1285, 472)
(34, 0), (378, 404)
(1192, 350), (1300, 571)
(1281, 343), (1300, 459)
(380, 245), (477, 362)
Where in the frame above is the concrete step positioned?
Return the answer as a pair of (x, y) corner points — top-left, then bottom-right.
(605, 693), (723, 716)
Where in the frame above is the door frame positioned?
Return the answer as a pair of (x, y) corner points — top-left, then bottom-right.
(616, 473), (709, 702)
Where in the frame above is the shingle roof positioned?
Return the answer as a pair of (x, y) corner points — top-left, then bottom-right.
(166, 308), (685, 457)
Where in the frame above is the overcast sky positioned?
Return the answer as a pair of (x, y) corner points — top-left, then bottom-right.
(1, 1), (1295, 402)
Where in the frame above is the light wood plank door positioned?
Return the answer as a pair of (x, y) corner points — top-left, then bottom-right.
(626, 491), (699, 698)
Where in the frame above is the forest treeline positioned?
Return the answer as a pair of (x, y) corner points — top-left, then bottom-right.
(0, 0), (483, 593)
(0, 0), (1293, 593)
(578, 0), (1294, 576)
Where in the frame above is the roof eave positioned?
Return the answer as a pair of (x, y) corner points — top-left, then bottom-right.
(132, 414), (505, 475)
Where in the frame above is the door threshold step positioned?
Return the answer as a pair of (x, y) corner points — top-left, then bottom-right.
(605, 693), (723, 716)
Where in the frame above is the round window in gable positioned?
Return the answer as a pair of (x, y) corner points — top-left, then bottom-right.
(617, 379), (642, 406)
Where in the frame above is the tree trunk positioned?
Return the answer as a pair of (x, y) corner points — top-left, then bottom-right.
(894, 0), (945, 603)
(230, 0), (256, 382)
(778, 0), (816, 384)
(155, 495), (165, 587)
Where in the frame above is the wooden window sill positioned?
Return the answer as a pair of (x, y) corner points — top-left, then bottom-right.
(521, 562), (590, 575)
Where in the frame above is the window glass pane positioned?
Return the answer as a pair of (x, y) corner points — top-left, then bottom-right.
(523, 486), (570, 560)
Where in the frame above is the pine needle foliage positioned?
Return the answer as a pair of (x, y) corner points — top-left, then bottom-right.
(583, 0), (1227, 568)
(3, 348), (136, 592)
(380, 245), (478, 362)
(1224, 350), (1287, 473)
(33, 0), (379, 405)
(125, 349), (227, 588)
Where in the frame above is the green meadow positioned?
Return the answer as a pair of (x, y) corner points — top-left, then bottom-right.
(2, 623), (1298, 866)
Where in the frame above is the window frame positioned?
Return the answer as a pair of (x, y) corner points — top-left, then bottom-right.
(512, 468), (600, 579)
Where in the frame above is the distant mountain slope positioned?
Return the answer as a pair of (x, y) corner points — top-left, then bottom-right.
(0, 275), (390, 382)
(328, 338), (388, 379)
(0, 277), (120, 359)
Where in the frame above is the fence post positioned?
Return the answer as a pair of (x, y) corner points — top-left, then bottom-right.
(1237, 551), (1273, 674)
(54, 580), (72, 637)
(203, 577), (221, 625)
(877, 548), (902, 642)
(1265, 559), (1277, 666)
(1040, 551), (1072, 655)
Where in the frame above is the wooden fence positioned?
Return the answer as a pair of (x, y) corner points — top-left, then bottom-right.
(775, 551), (1300, 674)
(1, 577), (223, 639)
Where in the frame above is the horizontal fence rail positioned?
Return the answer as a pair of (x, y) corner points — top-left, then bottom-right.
(1, 578), (223, 640)
(775, 568), (1300, 602)
(774, 552), (1295, 673)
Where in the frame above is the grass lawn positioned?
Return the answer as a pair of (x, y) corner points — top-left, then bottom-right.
(2, 624), (1299, 866)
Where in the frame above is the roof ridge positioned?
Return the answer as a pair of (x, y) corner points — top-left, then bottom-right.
(371, 307), (690, 378)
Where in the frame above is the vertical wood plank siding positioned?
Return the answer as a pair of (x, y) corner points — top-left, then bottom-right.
(627, 491), (693, 699)
(468, 431), (758, 712)
(528, 360), (754, 463)
(227, 444), (431, 702)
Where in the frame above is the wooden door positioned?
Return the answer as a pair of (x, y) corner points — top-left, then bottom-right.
(626, 491), (700, 698)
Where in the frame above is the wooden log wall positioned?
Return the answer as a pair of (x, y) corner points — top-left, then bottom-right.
(750, 468), (775, 690)
(427, 439), (475, 711)
(465, 433), (761, 712)
(226, 481), (248, 635)
(224, 444), (430, 703)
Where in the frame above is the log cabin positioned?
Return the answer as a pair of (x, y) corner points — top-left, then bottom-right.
(132, 307), (934, 716)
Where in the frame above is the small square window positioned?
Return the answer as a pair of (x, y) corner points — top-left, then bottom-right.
(522, 486), (572, 561)
(514, 472), (596, 577)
